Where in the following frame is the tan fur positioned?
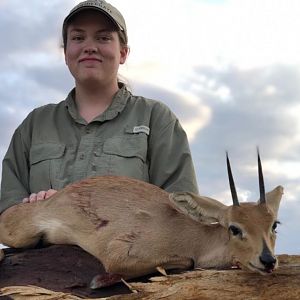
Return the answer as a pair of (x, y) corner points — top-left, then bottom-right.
(0, 176), (283, 279)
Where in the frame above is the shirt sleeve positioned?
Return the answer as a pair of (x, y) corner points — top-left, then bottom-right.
(148, 104), (199, 194)
(0, 126), (30, 213)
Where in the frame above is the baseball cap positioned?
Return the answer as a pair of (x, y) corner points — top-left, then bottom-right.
(63, 0), (128, 44)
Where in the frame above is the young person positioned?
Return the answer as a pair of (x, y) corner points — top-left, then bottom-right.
(0, 0), (198, 212)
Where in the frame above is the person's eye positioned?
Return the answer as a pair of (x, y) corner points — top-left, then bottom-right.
(97, 35), (112, 42)
(71, 35), (84, 41)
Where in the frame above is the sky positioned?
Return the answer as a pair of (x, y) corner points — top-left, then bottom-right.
(0, 0), (300, 254)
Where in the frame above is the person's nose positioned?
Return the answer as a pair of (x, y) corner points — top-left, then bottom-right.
(83, 40), (98, 55)
(84, 46), (97, 55)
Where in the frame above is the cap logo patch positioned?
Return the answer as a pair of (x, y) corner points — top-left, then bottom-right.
(74, 1), (113, 14)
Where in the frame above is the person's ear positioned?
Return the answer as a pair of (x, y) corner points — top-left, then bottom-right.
(120, 47), (129, 65)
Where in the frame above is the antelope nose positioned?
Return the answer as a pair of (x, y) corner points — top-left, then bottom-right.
(259, 254), (277, 271)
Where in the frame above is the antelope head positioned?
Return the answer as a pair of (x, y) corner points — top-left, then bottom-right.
(169, 151), (283, 274)
(224, 150), (282, 274)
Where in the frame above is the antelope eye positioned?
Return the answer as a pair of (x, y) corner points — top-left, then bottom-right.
(229, 225), (242, 236)
(272, 221), (280, 233)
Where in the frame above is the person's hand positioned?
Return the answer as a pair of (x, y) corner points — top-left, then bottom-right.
(22, 189), (57, 203)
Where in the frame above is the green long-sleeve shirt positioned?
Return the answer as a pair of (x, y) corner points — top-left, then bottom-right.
(0, 85), (199, 213)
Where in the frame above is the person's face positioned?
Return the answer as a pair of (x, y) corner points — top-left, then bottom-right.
(65, 10), (128, 87)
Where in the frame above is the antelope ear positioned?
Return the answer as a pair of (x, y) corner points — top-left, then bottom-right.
(264, 185), (284, 217)
(169, 192), (227, 226)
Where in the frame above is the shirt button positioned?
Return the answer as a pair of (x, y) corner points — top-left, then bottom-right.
(79, 154), (85, 160)
(86, 127), (90, 134)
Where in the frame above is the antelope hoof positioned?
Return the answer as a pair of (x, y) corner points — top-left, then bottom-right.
(90, 273), (122, 289)
(156, 266), (168, 276)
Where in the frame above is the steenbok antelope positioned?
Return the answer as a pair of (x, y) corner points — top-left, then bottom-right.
(0, 152), (283, 288)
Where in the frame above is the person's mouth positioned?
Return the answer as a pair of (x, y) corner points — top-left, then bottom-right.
(79, 57), (103, 63)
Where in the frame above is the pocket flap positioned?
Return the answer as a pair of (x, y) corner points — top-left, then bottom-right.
(103, 136), (146, 162)
(30, 143), (65, 165)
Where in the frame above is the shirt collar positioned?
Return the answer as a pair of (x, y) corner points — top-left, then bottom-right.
(65, 84), (130, 124)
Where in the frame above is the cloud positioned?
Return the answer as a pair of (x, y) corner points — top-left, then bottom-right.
(182, 64), (300, 204)
(277, 200), (300, 253)
(0, 0), (69, 55)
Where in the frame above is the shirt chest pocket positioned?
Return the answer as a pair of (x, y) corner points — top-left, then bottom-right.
(29, 143), (65, 192)
(101, 134), (149, 181)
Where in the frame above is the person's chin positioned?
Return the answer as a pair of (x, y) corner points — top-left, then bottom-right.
(79, 75), (104, 85)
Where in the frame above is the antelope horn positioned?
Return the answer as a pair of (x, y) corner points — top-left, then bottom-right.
(226, 152), (239, 206)
(257, 148), (266, 204)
